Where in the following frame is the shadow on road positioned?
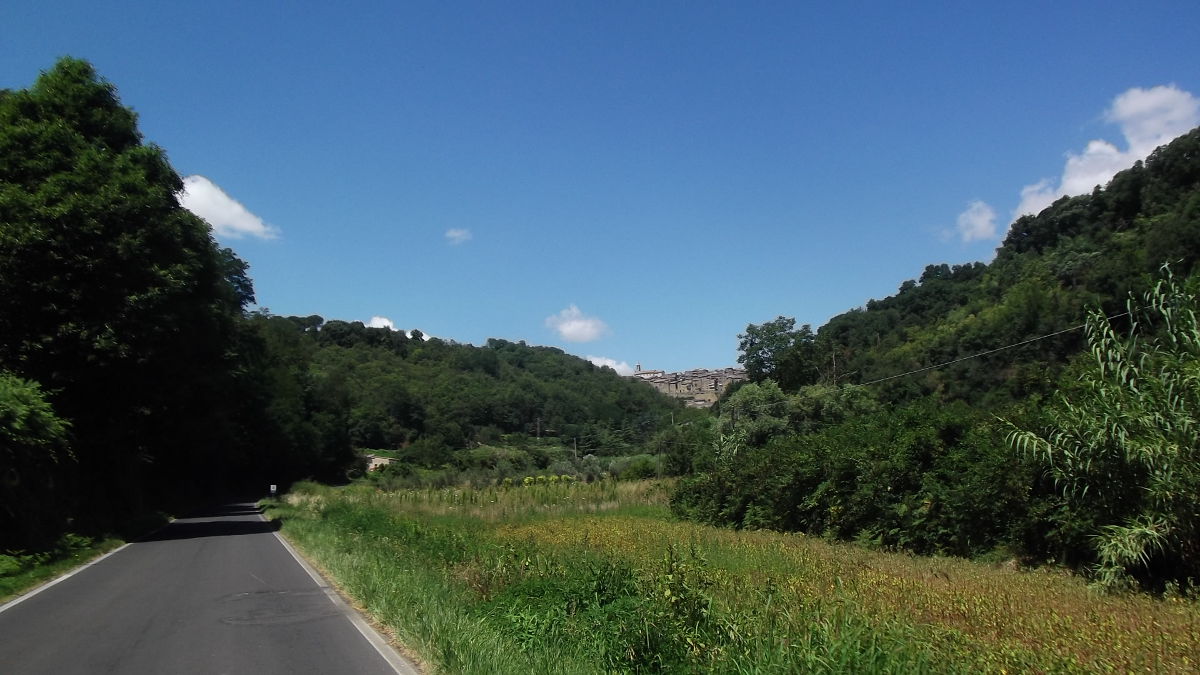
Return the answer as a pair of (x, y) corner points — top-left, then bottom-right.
(135, 502), (282, 542)
(140, 518), (281, 542)
(186, 504), (266, 519)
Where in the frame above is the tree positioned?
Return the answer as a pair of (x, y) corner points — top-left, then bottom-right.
(787, 383), (878, 434)
(720, 380), (788, 447)
(737, 317), (817, 390)
(0, 58), (252, 525)
(1006, 268), (1200, 591)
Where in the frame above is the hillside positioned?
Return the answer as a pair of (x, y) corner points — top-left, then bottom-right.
(676, 128), (1200, 591)
(743, 126), (1200, 408)
(241, 313), (686, 479)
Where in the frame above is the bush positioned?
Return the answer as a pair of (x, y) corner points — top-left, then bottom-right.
(617, 455), (659, 480)
(672, 398), (1031, 558)
(0, 371), (73, 549)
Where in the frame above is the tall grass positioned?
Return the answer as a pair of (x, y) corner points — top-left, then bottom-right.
(371, 478), (670, 521)
(266, 481), (1199, 673)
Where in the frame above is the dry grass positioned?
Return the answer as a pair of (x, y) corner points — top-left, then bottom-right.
(499, 515), (1199, 672)
(357, 478), (672, 522)
(281, 480), (1199, 672)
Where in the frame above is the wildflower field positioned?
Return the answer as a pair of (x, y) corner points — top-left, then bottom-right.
(265, 480), (1198, 673)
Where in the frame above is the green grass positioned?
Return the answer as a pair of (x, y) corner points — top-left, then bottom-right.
(0, 533), (126, 603)
(265, 480), (1200, 673)
(1, 510), (171, 604)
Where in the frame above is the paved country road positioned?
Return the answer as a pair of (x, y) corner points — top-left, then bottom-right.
(0, 502), (418, 674)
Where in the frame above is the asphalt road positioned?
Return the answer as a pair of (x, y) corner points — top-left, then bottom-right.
(0, 502), (417, 674)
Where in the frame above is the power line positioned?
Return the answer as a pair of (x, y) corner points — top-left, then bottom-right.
(859, 310), (1131, 386)
(705, 310), (1135, 418)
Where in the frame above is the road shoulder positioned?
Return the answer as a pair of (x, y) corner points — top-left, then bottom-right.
(266, 514), (425, 674)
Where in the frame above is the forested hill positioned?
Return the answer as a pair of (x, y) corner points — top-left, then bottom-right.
(743, 126), (1200, 407)
(0, 58), (682, 550)
(243, 313), (683, 470)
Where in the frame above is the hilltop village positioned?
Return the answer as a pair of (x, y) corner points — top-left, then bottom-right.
(629, 364), (748, 408)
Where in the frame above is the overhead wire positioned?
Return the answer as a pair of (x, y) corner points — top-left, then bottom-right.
(859, 309), (1132, 386)
(708, 309), (1137, 418)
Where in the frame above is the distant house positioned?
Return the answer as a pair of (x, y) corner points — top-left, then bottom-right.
(364, 453), (395, 471)
(628, 364), (748, 408)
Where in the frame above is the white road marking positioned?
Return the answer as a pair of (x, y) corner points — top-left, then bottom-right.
(264, 514), (420, 675)
(0, 543), (131, 615)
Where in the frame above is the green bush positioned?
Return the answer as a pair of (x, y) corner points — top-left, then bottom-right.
(672, 398), (1032, 558)
(0, 371), (73, 549)
(617, 455), (659, 480)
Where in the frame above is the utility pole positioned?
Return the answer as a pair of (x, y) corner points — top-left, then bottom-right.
(536, 417), (541, 439)
(573, 437), (578, 459)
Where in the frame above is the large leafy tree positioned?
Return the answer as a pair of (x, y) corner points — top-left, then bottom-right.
(0, 58), (252, 526)
(1006, 269), (1200, 590)
(737, 316), (818, 390)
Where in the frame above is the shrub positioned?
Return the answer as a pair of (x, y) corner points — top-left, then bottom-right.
(618, 455), (659, 480)
(672, 398), (1029, 558)
(0, 371), (73, 549)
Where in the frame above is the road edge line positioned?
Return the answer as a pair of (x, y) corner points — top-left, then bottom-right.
(0, 542), (131, 615)
(267, 521), (420, 675)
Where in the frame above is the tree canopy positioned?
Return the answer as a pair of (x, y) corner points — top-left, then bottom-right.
(0, 58), (255, 540)
(242, 314), (684, 471)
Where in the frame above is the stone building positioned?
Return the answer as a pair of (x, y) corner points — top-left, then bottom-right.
(630, 364), (748, 408)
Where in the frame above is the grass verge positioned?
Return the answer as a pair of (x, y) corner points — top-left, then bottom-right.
(264, 480), (1199, 673)
(1, 510), (170, 604)
(0, 534), (125, 603)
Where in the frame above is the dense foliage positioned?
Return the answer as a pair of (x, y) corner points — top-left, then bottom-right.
(674, 393), (1034, 558)
(738, 129), (1200, 407)
(1007, 271), (1200, 590)
(242, 313), (686, 477)
(0, 59), (255, 542)
(0, 373), (71, 547)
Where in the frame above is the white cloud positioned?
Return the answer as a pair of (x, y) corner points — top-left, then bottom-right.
(1014, 85), (1200, 219)
(1110, 85), (1200, 156)
(954, 200), (997, 243)
(179, 175), (280, 240)
(546, 304), (609, 343)
(1015, 178), (1057, 220)
(445, 228), (472, 245)
(365, 316), (431, 340)
(587, 356), (634, 375)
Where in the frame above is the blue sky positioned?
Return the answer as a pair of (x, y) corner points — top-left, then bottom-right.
(4, 2), (1199, 373)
